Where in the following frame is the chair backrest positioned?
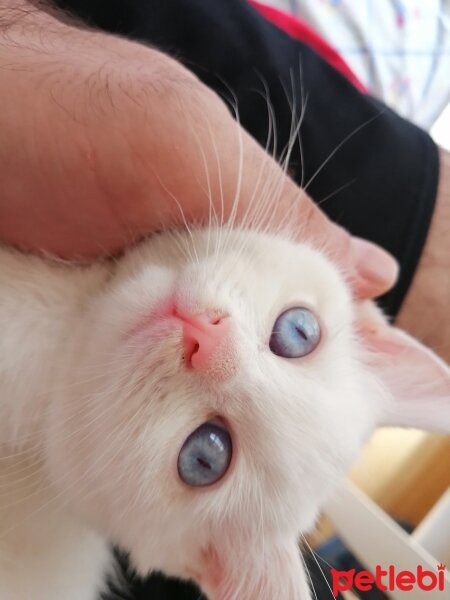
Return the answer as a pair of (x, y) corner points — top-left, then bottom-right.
(323, 480), (450, 599)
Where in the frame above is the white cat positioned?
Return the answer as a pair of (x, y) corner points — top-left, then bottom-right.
(0, 227), (448, 600)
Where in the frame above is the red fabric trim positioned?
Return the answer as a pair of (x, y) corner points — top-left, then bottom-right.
(248, 0), (367, 93)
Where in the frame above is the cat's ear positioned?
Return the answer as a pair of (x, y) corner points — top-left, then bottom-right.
(358, 303), (450, 433)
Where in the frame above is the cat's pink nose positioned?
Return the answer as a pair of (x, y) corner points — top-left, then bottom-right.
(176, 310), (231, 371)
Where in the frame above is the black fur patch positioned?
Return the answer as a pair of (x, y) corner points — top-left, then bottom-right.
(101, 549), (206, 600)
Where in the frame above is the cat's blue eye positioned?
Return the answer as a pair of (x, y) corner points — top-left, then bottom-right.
(178, 422), (232, 487)
(269, 307), (321, 358)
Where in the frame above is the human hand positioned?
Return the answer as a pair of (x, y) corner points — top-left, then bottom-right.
(0, 0), (398, 299)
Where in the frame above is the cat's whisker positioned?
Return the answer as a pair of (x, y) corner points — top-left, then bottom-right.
(190, 79), (293, 270)
(234, 79), (279, 235)
(316, 178), (357, 207)
(253, 72), (280, 162)
(203, 118), (225, 263)
(144, 165), (199, 265)
(237, 156), (283, 239)
(0, 443), (44, 461)
(185, 115), (218, 258)
(303, 110), (385, 195)
(227, 78), (382, 263)
(297, 59), (307, 190)
(300, 549), (320, 600)
(249, 77), (305, 229)
(301, 534), (336, 599)
(279, 58), (308, 189)
(208, 110), (225, 230)
(168, 229), (194, 263)
(304, 534), (339, 573)
(253, 106), (307, 238)
(214, 89), (250, 259)
(234, 102), (306, 248)
(0, 465), (46, 494)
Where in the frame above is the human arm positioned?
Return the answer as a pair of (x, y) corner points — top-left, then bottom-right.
(397, 150), (450, 363)
(0, 0), (396, 300)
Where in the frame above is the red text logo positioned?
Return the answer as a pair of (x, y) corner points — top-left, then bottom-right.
(330, 564), (446, 596)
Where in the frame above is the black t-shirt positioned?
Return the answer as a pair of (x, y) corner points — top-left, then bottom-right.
(50, 1), (440, 598)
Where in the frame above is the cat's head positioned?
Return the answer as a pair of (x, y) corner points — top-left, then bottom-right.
(45, 228), (450, 599)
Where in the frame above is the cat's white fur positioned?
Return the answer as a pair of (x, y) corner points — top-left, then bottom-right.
(0, 228), (448, 600)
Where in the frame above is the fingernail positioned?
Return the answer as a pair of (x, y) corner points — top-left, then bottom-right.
(351, 237), (399, 288)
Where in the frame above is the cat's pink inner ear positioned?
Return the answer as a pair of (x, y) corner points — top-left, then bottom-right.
(357, 305), (450, 433)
